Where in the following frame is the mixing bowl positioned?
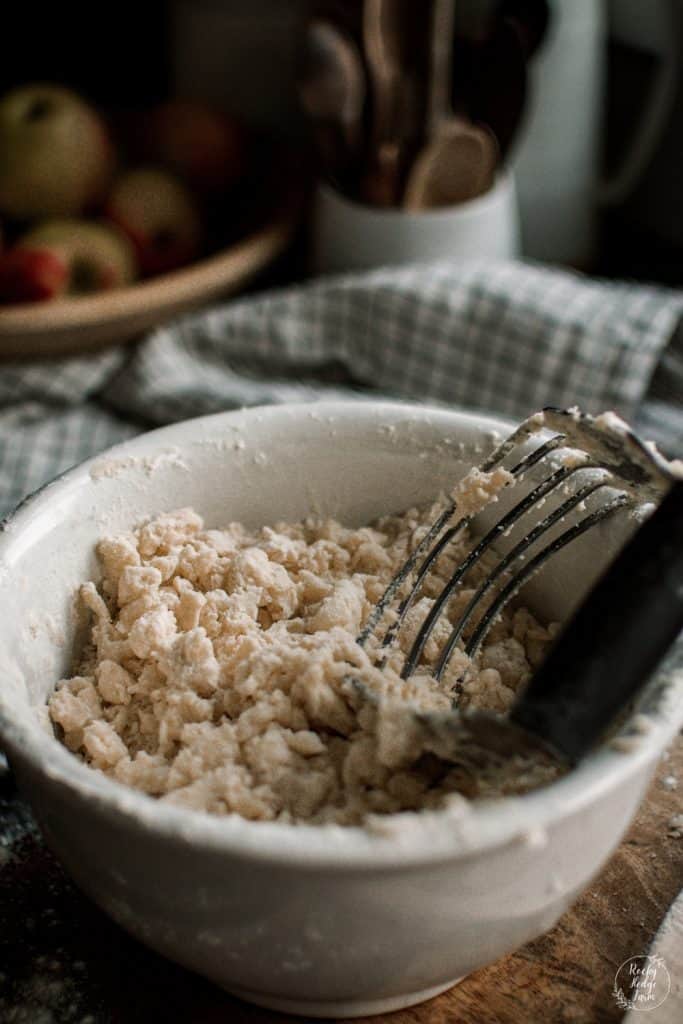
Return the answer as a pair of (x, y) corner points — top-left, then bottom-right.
(0, 401), (681, 1018)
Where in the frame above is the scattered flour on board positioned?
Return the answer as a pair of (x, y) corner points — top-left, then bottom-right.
(667, 814), (683, 838)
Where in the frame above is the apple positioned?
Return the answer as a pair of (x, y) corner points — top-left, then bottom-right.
(0, 219), (136, 303)
(104, 168), (203, 276)
(129, 100), (246, 194)
(0, 247), (68, 303)
(0, 84), (115, 220)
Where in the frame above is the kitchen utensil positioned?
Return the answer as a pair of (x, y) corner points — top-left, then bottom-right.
(0, 402), (682, 1017)
(358, 407), (681, 765)
(403, 119), (499, 209)
(404, 0), (499, 208)
(361, 0), (429, 205)
(425, 0), (457, 132)
(495, 476), (682, 763)
(299, 19), (366, 183)
(412, 477), (683, 779)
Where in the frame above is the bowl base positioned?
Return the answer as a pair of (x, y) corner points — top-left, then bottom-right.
(225, 977), (464, 1018)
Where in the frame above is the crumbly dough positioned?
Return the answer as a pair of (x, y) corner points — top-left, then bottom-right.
(49, 482), (560, 825)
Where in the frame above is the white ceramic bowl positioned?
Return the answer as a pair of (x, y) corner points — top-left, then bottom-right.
(0, 402), (681, 1019)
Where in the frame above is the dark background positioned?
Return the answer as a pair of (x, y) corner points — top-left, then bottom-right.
(2, 1), (683, 284)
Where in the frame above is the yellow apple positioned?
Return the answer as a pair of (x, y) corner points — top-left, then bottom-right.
(0, 84), (115, 219)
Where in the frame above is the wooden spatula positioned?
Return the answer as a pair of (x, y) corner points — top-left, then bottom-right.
(403, 0), (499, 209)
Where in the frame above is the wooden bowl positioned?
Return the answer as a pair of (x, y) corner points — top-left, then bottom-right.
(0, 215), (294, 359)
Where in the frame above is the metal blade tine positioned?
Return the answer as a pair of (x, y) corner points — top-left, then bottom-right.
(462, 493), (631, 661)
(432, 475), (613, 683)
(370, 433), (571, 657)
(400, 460), (600, 679)
(480, 414), (563, 473)
(505, 432), (568, 475)
(357, 500), (457, 647)
(375, 520), (467, 661)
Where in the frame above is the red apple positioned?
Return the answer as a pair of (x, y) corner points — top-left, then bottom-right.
(129, 100), (246, 194)
(0, 247), (68, 303)
(104, 168), (203, 276)
(0, 219), (137, 303)
(0, 84), (115, 219)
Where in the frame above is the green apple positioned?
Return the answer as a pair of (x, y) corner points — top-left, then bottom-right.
(0, 84), (115, 219)
(105, 167), (203, 276)
(15, 219), (137, 297)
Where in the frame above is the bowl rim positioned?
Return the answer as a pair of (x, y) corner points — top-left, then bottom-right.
(0, 214), (293, 334)
(0, 400), (681, 868)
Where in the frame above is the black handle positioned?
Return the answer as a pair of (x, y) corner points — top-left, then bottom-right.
(511, 480), (683, 763)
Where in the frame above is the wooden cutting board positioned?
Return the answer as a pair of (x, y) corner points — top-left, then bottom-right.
(399, 737), (683, 1024)
(1, 737), (681, 1023)
(218, 738), (683, 1024)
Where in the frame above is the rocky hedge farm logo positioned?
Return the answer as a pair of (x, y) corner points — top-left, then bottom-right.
(613, 954), (671, 1012)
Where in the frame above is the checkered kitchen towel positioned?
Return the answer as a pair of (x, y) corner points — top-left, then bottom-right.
(1, 260), (682, 518)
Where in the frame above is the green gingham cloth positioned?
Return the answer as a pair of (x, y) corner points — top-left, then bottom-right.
(1, 260), (682, 518)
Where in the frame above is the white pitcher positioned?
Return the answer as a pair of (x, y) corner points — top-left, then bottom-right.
(512, 0), (679, 267)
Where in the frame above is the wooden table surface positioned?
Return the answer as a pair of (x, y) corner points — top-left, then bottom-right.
(1, 738), (681, 1024)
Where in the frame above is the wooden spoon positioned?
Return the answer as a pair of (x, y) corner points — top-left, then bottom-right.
(404, 0), (499, 209)
(361, 0), (430, 205)
(403, 118), (498, 209)
(299, 19), (366, 183)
